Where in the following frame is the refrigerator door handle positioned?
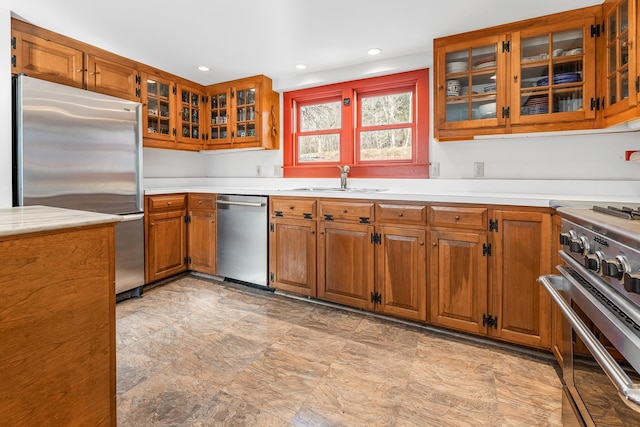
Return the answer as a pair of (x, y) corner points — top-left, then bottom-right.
(120, 213), (144, 222)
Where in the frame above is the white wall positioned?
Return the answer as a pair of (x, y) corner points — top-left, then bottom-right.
(0, 8), (11, 207)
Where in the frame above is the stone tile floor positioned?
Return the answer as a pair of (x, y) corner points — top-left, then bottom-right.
(116, 275), (562, 426)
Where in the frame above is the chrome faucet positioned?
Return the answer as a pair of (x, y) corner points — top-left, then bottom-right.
(337, 165), (350, 189)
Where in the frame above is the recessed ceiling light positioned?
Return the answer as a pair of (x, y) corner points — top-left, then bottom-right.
(368, 48), (382, 56)
(296, 64), (307, 70)
(198, 66), (210, 72)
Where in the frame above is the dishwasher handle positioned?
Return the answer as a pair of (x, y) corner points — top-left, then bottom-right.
(215, 200), (266, 208)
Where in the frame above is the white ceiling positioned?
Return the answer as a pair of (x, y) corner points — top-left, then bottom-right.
(3, 0), (603, 90)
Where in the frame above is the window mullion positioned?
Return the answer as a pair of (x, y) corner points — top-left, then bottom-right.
(341, 88), (354, 165)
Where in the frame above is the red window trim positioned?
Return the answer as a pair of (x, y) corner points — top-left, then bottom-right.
(282, 68), (430, 179)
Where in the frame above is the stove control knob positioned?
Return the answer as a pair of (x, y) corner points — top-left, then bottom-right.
(559, 232), (574, 246)
(603, 257), (625, 279)
(623, 272), (640, 294)
(570, 236), (589, 254)
(584, 252), (602, 272)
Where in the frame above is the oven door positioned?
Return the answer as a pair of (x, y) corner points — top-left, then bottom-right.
(539, 271), (640, 426)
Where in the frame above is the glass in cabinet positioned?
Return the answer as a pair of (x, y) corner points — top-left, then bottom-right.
(143, 74), (174, 142)
(209, 90), (229, 144)
(435, 34), (508, 135)
(602, 0), (637, 119)
(176, 84), (202, 146)
(510, 18), (596, 124)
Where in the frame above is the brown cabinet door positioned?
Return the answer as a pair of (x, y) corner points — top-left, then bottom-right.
(269, 218), (317, 296)
(429, 229), (489, 334)
(187, 209), (216, 275)
(141, 72), (176, 146)
(491, 210), (552, 348)
(176, 83), (204, 149)
(146, 209), (187, 282)
(318, 221), (375, 309)
(12, 30), (84, 88)
(87, 54), (139, 101)
(376, 225), (427, 322)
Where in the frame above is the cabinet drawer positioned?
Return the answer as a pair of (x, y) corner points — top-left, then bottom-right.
(271, 197), (316, 218)
(319, 200), (374, 222)
(429, 205), (487, 230)
(376, 203), (427, 225)
(188, 193), (216, 210)
(147, 194), (186, 211)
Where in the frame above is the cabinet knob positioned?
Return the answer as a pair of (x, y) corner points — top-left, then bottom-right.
(289, 206), (295, 210)
(76, 68), (87, 73)
(150, 223), (155, 226)
(198, 200), (203, 204)
(454, 215), (460, 220)
(342, 209), (348, 214)
(420, 241), (425, 246)
(90, 71), (101, 76)
(432, 242), (437, 246)
(311, 231), (315, 235)
(320, 231), (325, 235)
(398, 213), (404, 217)
(513, 75), (518, 83)
(167, 201), (173, 205)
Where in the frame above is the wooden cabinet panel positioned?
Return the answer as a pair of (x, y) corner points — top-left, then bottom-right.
(187, 194), (216, 275)
(429, 229), (489, 334)
(375, 203), (427, 225)
(269, 218), (317, 296)
(12, 29), (84, 88)
(318, 221), (375, 309)
(148, 194), (187, 211)
(430, 205), (488, 230)
(377, 225), (427, 321)
(141, 71), (176, 146)
(87, 54), (139, 101)
(176, 83), (204, 149)
(319, 200), (375, 222)
(205, 75), (280, 151)
(271, 197), (317, 218)
(492, 209), (552, 348)
(1, 225), (116, 426)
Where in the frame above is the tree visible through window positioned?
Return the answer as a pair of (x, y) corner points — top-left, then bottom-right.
(282, 69), (430, 178)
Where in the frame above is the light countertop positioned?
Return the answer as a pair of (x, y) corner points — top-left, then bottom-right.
(0, 206), (122, 237)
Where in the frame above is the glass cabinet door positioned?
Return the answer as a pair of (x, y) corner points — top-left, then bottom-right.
(178, 87), (201, 144)
(234, 86), (258, 140)
(144, 75), (174, 141)
(512, 19), (596, 124)
(444, 45), (499, 123)
(209, 90), (229, 143)
(603, 0), (637, 117)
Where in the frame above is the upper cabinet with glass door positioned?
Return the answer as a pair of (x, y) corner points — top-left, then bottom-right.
(204, 75), (279, 151)
(176, 83), (204, 150)
(434, 6), (601, 140)
(602, 0), (638, 126)
(434, 34), (509, 140)
(510, 17), (597, 127)
(141, 71), (176, 148)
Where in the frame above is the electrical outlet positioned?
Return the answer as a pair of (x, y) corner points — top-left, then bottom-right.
(430, 162), (440, 177)
(473, 162), (484, 178)
(256, 165), (262, 176)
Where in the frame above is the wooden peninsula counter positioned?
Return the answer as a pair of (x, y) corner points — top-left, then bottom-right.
(0, 206), (121, 426)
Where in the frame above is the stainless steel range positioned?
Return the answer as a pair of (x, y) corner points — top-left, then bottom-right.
(539, 205), (640, 426)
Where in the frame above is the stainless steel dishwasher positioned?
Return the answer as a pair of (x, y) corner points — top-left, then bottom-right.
(216, 194), (269, 288)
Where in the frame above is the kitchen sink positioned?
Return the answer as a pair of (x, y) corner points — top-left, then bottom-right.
(287, 187), (387, 193)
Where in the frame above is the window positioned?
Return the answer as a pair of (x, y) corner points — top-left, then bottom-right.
(283, 69), (430, 178)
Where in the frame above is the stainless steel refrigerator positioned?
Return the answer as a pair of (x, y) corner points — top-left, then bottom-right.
(13, 75), (145, 296)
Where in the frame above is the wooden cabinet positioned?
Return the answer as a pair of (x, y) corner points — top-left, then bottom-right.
(11, 19), (140, 101)
(318, 220), (375, 309)
(601, 0), (639, 126)
(434, 7), (601, 140)
(205, 75), (279, 151)
(86, 53), (140, 101)
(429, 205), (552, 349)
(491, 209), (552, 348)
(176, 83), (205, 149)
(140, 70), (176, 147)
(269, 197), (317, 296)
(11, 28), (85, 88)
(145, 194), (188, 283)
(187, 193), (217, 275)
(1, 221), (117, 426)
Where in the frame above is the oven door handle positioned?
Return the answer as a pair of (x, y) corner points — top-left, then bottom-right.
(539, 273), (640, 411)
